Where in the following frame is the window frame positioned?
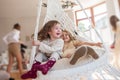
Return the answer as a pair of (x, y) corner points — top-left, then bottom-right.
(75, 1), (107, 27)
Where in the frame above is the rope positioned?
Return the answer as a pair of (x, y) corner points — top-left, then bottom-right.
(28, 0), (42, 70)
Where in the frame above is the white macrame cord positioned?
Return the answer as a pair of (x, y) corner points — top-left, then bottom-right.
(28, 0), (120, 80)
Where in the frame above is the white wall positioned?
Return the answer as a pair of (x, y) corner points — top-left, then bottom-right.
(106, 0), (120, 18)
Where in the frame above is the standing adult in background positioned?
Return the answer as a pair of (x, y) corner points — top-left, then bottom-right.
(110, 15), (120, 69)
(3, 23), (23, 76)
(110, 15), (118, 49)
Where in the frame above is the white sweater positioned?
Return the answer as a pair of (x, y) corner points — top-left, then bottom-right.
(3, 29), (20, 45)
(39, 38), (64, 55)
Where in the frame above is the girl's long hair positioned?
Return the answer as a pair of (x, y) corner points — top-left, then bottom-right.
(110, 15), (119, 31)
(38, 20), (60, 41)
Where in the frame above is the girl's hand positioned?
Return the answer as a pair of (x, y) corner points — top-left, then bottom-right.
(32, 40), (40, 46)
(95, 42), (102, 47)
(19, 41), (24, 44)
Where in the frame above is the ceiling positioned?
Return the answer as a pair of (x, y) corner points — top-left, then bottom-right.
(0, 0), (105, 18)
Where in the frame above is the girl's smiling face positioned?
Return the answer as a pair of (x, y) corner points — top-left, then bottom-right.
(48, 23), (62, 40)
(61, 32), (70, 42)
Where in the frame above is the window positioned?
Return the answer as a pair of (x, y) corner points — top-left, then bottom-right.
(78, 19), (91, 32)
(75, 2), (107, 28)
(74, 2), (112, 44)
(76, 9), (91, 19)
(93, 3), (107, 15)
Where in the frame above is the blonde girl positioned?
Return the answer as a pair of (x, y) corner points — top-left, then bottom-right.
(61, 30), (102, 65)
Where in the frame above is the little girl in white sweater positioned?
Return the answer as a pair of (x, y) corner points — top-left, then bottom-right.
(21, 20), (64, 79)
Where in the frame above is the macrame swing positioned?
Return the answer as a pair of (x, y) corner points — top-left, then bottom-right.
(28, 0), (120, 80)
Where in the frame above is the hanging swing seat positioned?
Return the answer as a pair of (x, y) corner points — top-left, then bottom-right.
(52, 47), (105, 70)
(29, 0), (120, 80)
(36, 47), (106, 80)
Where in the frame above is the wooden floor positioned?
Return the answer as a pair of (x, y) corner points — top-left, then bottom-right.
(10, 70), (32, 80)
(10, 70), (87, 80)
